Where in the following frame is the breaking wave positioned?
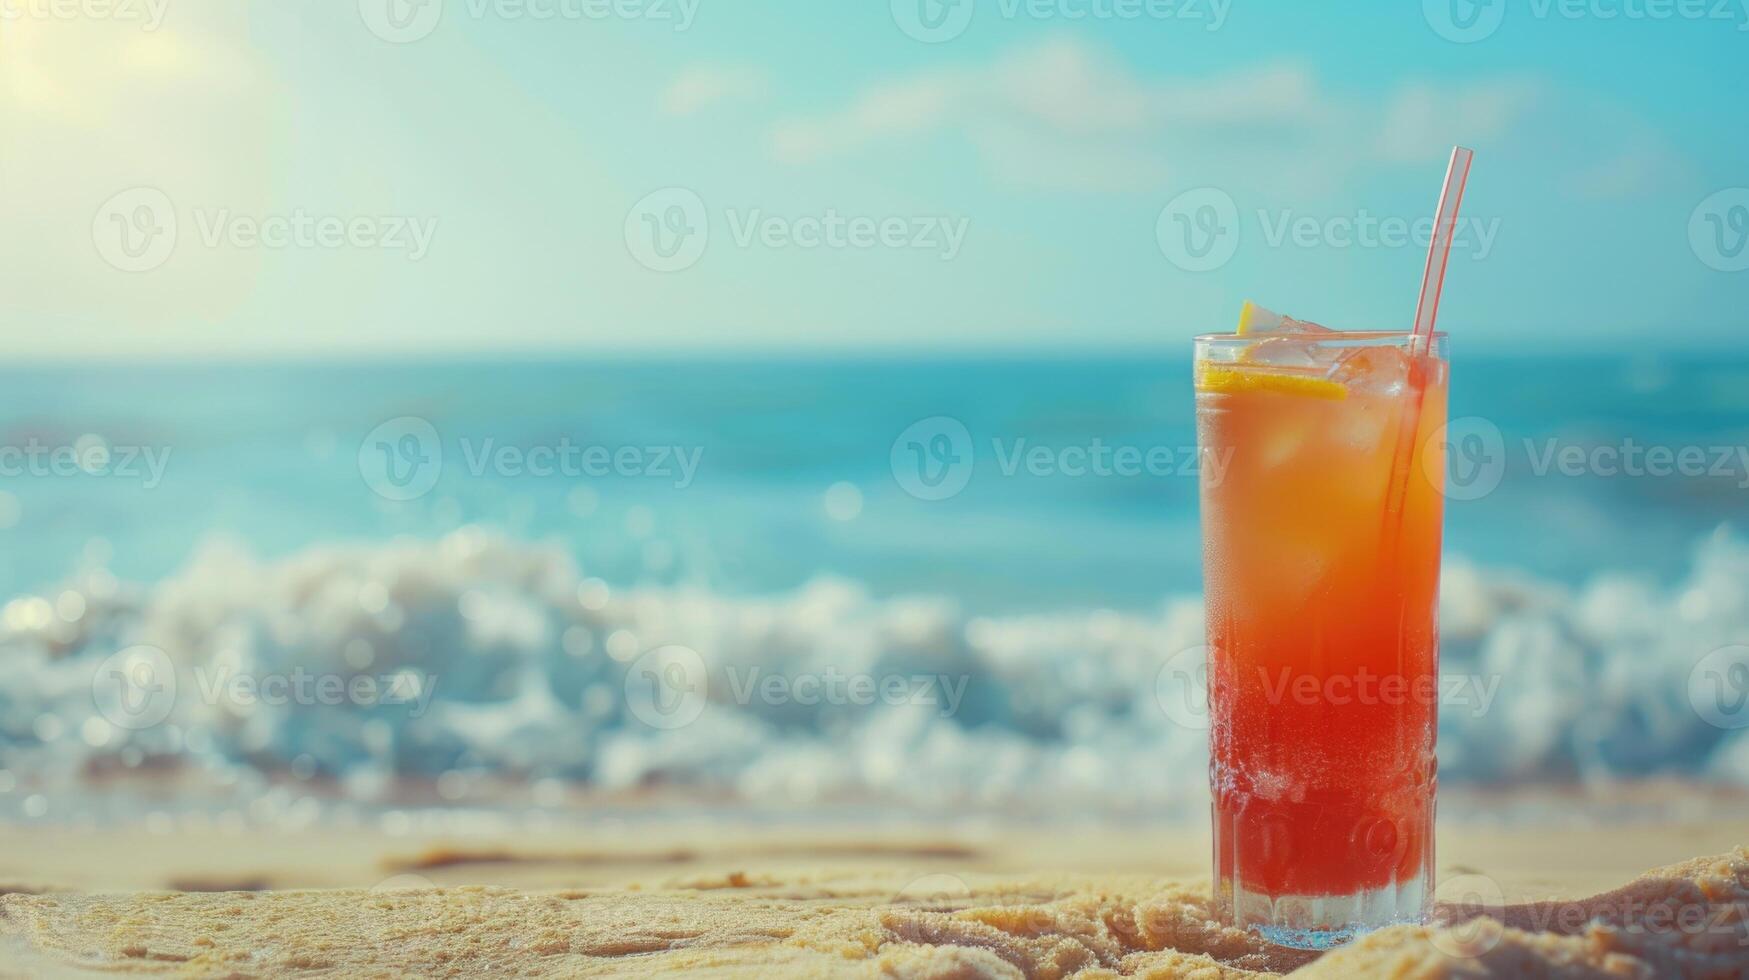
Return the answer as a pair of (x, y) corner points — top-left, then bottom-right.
(3, 527), (1748, 816)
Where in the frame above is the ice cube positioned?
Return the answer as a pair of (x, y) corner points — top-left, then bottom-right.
(1258, 415), (1315, 467)
(1237, 302), (1337, 368)
(1277, 315), (1333, 334)
(1334, 402), (1392, 452)
(1332, 346), (1410, 397)
(1243, 336), (1324, 370)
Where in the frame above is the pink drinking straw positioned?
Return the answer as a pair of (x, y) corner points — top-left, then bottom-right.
(1411, 146), (1475, 354)
(1383, 146), (1475, 527)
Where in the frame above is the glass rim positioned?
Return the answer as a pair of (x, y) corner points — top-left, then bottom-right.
(1194, 330), (1448, 344)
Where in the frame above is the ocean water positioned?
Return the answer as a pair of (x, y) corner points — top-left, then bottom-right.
(2, 355), (1748, 820)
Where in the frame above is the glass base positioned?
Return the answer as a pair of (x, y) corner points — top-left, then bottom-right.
(1220, 876), (1430, 950)
(1211, 778), (1436, 949)
(1251, 924), (1365, 951)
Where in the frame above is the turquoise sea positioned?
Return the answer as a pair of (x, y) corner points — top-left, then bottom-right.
(2, 354), (1748, 819)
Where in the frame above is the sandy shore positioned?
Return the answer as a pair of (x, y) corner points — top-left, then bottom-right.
(1, 821), (1745, 977)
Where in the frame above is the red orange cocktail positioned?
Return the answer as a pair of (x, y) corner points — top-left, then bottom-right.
(1195, 310), (1447, 948)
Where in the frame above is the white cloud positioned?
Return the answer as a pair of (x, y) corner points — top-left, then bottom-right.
(1375, 78), (1545, 164)
(771, 40), (1330, 168)
(972, 121), (1171, 193)
(659, 64), (771, 117)
(764, 38), (1549, 193)
(1568, 146), (1672, 199)
(1556, 101), (1693, 201)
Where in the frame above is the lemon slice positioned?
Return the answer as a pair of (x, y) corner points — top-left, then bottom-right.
(1197, 366), (1347, 400)
(1236, 300), (1282, 336)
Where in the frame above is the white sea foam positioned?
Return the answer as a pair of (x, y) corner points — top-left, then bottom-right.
(1, 527), (1747, 813)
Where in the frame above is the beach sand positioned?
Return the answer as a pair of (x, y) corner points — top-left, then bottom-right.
(1, 821), (1745, 977)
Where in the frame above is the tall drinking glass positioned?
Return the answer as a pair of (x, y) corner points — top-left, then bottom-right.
(1194, 330), (1447, 949)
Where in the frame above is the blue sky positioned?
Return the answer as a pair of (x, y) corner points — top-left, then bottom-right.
(1, 0), (1745, 357)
